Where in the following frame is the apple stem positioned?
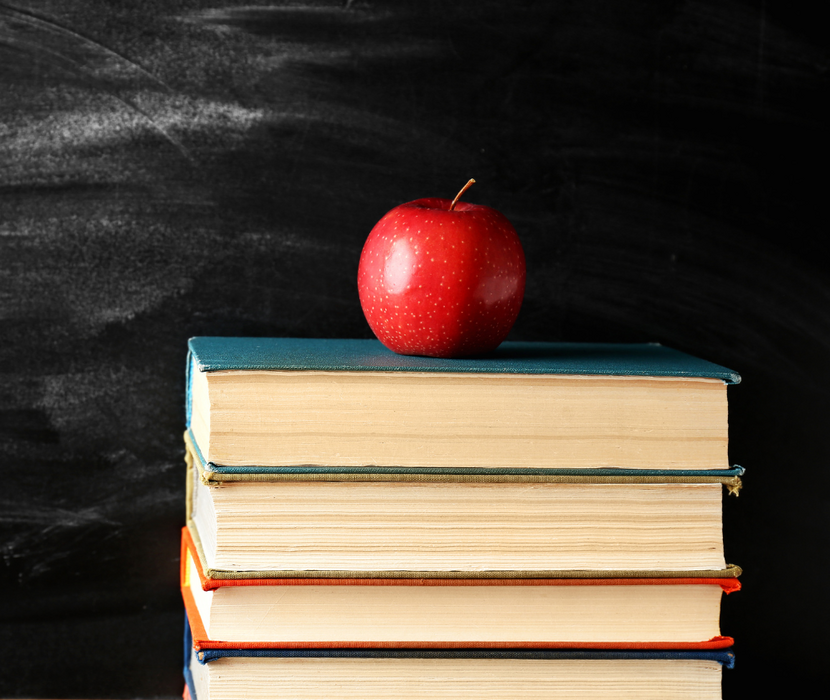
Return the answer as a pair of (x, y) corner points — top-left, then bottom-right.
(449, 179), (476, 211)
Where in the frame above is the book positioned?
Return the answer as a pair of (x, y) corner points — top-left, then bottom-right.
(183, 615), (735, 700)
(180, 528), (738, 650)
(186, 432), (743, 576)
(186, 337), (740, 471)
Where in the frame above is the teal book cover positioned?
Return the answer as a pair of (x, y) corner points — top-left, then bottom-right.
(186, 336), (741, 379)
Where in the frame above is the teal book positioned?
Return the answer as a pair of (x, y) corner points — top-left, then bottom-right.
(186, 336), (740, 473)
(185, 430), (743, 577)
(183, 615), (735, 700)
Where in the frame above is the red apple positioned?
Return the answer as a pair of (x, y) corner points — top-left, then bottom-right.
(358, 180), (526, 358)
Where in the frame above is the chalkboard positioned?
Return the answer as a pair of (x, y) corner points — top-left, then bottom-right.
(1, 1), (827, 696)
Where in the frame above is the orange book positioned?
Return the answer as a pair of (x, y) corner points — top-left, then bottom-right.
(180, 527), (737, 651)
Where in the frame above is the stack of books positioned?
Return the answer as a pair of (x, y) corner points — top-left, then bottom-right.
(180, 337), (741, 699)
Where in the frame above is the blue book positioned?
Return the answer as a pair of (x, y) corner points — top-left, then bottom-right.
(183, 615), (735, 700)
(186, 337), (740, 474)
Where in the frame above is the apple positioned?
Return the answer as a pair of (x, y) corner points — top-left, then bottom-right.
(358, 179), (526, 358)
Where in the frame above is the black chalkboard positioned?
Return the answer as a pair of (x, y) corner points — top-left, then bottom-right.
(1, 1), (827, 696)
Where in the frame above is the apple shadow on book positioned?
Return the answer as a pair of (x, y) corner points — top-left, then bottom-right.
(360, 340), (741, 384)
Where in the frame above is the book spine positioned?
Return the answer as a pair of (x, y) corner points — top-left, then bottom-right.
(185, 348), (194, 430)
(183, 614), (197, 700)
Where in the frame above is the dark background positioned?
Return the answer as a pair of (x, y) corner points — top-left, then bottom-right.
(1, 0), (827, 696)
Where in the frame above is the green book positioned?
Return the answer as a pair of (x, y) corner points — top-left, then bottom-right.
(186, 336), (740, 473)
(185, 430), (741, 579)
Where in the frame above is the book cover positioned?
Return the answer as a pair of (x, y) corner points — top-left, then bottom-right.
(186, 337), (741, 380)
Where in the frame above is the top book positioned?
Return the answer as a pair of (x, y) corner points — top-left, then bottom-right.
(186, 337), (739, 472)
